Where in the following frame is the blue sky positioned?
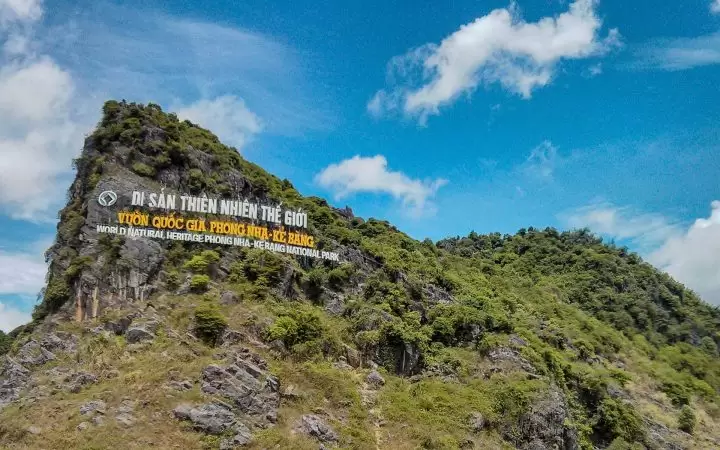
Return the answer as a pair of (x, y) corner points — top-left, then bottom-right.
(1, 0), (720, 330)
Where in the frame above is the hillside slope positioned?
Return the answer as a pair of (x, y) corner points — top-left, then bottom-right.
(1, 101), (719, 450)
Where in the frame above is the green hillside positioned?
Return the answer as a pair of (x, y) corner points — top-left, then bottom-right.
(1, 101), (718, 450)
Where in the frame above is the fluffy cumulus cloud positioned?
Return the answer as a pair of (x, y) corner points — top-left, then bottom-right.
(0, 302), (31, 332)
(315, 155), (447, 216)
(0, 0), (87, 221)
(648, 201), (720, 305)
(175, 95), (262, 150)
(0, 248), (47, 296)
(369, 0), (620, 121)
(563, 201), (720, 305)
(712, 1), (720, 14)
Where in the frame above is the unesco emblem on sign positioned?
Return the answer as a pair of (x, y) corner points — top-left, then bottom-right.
(98, 190), (118, 207)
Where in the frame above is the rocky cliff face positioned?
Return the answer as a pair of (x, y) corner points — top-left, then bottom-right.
(1, 101), (719, 449)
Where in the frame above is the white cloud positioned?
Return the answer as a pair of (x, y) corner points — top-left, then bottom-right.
(633, 32), (720, 71)
(0, 248), (46, 296)
(648, 201), (720, 305)
(175, 95), (262, 150)
(315, 155), (447, 216)
(0, 0), (324, 221)
(712, 0), (720, 14)
(522, 141), (559, 180)
(563, 202), (681, 248)
(0, 0), (42, 24)
(587, 62), (603, 76)
(563, 201), (720, 305)
(0, 0), (87, 221)
(370, 0), (620, 121)
(0, 302), (31, 332)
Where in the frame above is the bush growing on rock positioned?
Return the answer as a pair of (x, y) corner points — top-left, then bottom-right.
(303, 269), (325, 300)
(0, 331), (11, 356)
(327, 264), (354, 290)
(183, 250), (220, 274)
(266, 306), (329, 355)
(596, 397), (645, 443)
(194, 300), (228, 346)
(131, 162), (155, 177)
(190, 274), (210, 292)
(678, 405), (696, 434)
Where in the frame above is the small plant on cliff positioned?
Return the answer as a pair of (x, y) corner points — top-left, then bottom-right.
(597, 397), (645, 443)
(183, 250), (220, 274)
(194, 300), (228, 346)
(190, 274), (210, 292)
(131, 162), (156, 177)
(266, 306), (325, 352)
(0, 331), (11, 356)
(678, 405), (696, 434)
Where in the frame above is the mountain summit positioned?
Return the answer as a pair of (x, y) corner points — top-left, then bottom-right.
(1, 101), (719, 449)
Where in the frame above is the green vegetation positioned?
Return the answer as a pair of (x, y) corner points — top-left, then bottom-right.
(183, 250), (220, 274)
(194, 300), (228, 346)
(131, 162), (155, 177)
(189, 274), (210, 292)
(678, 405), (696, 434)
(16, 100), (720, 449)
(266, 305), (327, 354)
(0, 330), (11, 356)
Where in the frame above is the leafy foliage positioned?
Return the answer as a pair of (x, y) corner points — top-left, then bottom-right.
(23, 101), (720, 449)
(189, 275), (210, 292)
(678, 405), (696, 434)
(0, 331), (11, 356)
(194, 300), (228, 346)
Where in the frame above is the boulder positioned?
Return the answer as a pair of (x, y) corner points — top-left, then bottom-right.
(343, 344), (362, 368)
(502, 386), (577, 450)
(80, 400), (107, 416)
(126, 321), (158, 343)
(17, 340), (55, 367)
(220, 423), (253, 449)
(295, 414), (338, 443)
(0, 357), (31, 409)
(469, 412), (485, 432)
(174, 402), (237, 435)
(65, 371), (98, 393)
(220, 291), (239, 305)
(200, 350), (279, 425)
(487, 347), (537, 374)
(104, 316), (134, 335)
(366, 370), (385, 389)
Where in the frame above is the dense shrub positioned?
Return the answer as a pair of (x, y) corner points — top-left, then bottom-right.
(678, 405), (696, 434)
(194, 300), (228, 346)
(303, 268), (325, 300)
(0, 331), (11, 356)
(596, 398), (645, 443)
(266, 306), (326, 353)
(183, 250), (220, 274)
(165, 270), (180, 289)
(131, 162), (155, 177)
(190, 274), (210, 292)
(327, 264), (354, 290)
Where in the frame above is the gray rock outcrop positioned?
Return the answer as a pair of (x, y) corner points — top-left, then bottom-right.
(295, 414), (338, 443)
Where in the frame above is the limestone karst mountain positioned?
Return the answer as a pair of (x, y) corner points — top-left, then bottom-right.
(1, 101), (719, 449)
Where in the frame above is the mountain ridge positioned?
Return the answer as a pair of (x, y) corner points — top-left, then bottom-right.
(1, 100), (719, 450)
